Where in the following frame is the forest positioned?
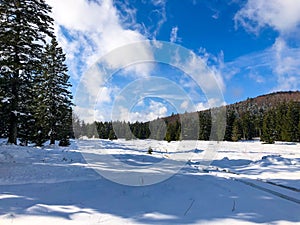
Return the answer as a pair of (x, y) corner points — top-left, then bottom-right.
(73, 92), (300, 144)
(0, 0), (73, 146)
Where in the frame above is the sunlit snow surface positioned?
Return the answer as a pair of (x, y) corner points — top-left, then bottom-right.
(0, 139), (300, 225)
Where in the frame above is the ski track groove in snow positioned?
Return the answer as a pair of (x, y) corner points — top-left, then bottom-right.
(235, 178), (300, 205)
(204, 166), (300, 205)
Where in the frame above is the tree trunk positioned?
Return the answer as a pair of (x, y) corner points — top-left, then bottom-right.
(7, 76), (18, 145)
(50, 127), (56, 145)
(50, 136), (55, 145)
(7, 112), (17, 144)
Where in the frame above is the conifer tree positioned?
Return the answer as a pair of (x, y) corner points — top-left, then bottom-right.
(0, 0), (54, 144)
(224, 110), (236, 141)
(33, 38), (72, 146)
(276, 103), (287, 141)
(232, 117), (242, 142)
(241, 112), (255, 140)
(262, 110), (277, 144)
(198, 111), (211, 140)
(281, 103), (299, 142)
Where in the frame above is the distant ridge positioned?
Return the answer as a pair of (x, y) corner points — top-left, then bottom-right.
(229, 91), (300, 110)
(163, 91), (300, 122)
(161, 90), (300, 142)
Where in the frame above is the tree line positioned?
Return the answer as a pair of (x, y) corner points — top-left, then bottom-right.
(0, 0), (73, 146)
(73, 101), (300, 144)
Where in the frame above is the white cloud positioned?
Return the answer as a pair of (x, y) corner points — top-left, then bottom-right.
(180, 100), (189, 110)
(234, 0), (300, 34)
(47, 0), (154, 81)
(273, 38), (299, 75)
(170, 26), (179, 43)
(47, 0), (158, 122)
(147, 0), (167, 38)
(249, 73), (265, 84)
(47, 0), (227, 122)
(97, 87), (112, 104)
(224, 42), (300, 90)
(195, 102), (209, 111)
(48, 0), (115, 31)
(113, 100), (168, 122)
(174, 51), (225, 106)
(231, 1), (300, 91)
(195, 98), (226, 112)
(272, 37), (300, 90)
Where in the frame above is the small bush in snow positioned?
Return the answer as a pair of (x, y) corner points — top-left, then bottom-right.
(148, 147), (153, 154)
(59, 138), (70, 146)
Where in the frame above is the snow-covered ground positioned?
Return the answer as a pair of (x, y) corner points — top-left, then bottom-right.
(0, 139), (300, 224)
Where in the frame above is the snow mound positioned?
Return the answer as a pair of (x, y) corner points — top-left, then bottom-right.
(254, 155), (298, 167)
(211, 157), (252, 168)
(0, 145), (32, 163)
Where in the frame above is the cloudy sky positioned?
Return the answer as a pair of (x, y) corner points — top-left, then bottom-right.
(46, 0), (300, 122)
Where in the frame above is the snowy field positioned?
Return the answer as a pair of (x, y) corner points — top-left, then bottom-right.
(0, 139), (300, 225)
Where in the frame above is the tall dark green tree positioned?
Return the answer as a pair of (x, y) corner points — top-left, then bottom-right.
(165, 120), (180, 142)
(32, 38), (72, 146)
(281, 103), (299, 142)
(241, 112), (255, 140)
(262, 110), (277, 144)
(232, 117), (242, 142)
(0, 0), (54, 144)
(198, 111), (211, 140)
(224, 110), (236, 141)
(275, 103), (287, 141)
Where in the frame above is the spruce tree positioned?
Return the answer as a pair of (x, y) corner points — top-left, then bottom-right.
(262, 110), (277, 144)
(0, 0), (54, 144)
(276, 103), (287, 141)
(282, 103), (299, 142)
(31, 38), (72, 146)
(108, 129), (117, 140)
(224, 110), (236, 141)
(241, 112), (255, 140)
(232, 117), (242, 142)
(198, 111), (211, 140)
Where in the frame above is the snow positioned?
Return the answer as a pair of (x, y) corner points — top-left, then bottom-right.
(1, 97), (11, 103)
(0, 139), (300, 224)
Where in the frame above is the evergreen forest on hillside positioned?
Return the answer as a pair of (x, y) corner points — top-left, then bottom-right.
(74, 93), (300, 144)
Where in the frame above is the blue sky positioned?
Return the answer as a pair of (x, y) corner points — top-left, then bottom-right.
(47, 0), (300, 122)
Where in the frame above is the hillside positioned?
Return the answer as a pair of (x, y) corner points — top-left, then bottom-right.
(227, 91), (300, 113)
(76, 91), (300, 143)
(161, 91), (300, 142)
(164, 91), (300, 122)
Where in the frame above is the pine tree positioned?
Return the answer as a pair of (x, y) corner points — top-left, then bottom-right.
(0, 0), (54, 144)
(108, 129), (117, 140)
(42, 38), (73, 144)
(232, 117), (242, 142)
(34, 38), (72, 146)
(281, 103), (299, 142)
(254, 109), (264, 138)
(241, 111), (255, 140)
(165, 120), (180, 142)
(224, 110), (236, 141)
(198, 111), (211, 140)
(276, 103), (287, 141)
(262, 110), (277, 144)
